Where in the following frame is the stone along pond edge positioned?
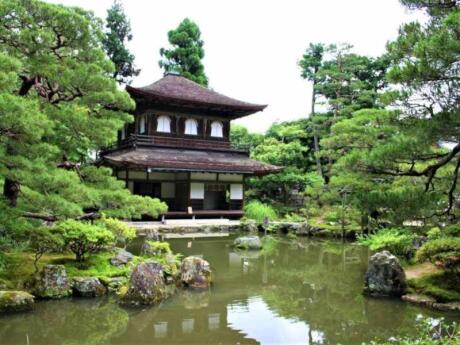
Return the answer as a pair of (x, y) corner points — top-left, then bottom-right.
(1, 224), (458, 314)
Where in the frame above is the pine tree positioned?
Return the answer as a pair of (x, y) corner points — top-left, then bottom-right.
(159, 18), (208, 86)
(103, 0), (140, 85)
(0, 0), (166, 243)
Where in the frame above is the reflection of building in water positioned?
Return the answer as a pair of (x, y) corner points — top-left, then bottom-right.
(147, 290), (258, 344)
(208, 313), (220, 331)
(153, 321), (167, 338)
(181, 319), (194, 334)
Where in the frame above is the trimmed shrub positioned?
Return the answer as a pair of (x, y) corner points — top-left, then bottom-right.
(244, 201), (277, 222)
(99, 217), (136, 248)
(358, 228), (415, 258)
(29, 227), (64, 272)
(416, 237), (460, 271)
(54, 220), (115, 262)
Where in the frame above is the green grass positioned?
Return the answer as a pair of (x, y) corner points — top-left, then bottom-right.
(244, 200), (278, 222)
(408, 270), (460, 303)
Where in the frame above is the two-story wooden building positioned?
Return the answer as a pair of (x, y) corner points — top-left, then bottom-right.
(99, 72), (281, 219)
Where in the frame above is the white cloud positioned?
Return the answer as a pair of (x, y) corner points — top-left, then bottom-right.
(46, 0), (422, 132)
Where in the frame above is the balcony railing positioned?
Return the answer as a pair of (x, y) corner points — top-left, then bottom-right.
(102, 134), (250, 154)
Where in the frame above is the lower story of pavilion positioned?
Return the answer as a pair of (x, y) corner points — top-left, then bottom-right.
(101, 146), (282, 219)
(117, 169), (247, 218)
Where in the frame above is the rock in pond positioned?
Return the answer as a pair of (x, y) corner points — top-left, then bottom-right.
(119, 260), (167, 306)
(239, 220), (259, 233)
(103, 277), (126, 293)
(180, 256), (212, 290)
(364, 250), (407, 297)
(110, 248), (134, 267)
(233, 236), (263, 250)
(0, 291), (34, 313)
(72, 277), (107, 297)
(295, 223), (320, 236)
(31, 265), (72, 299)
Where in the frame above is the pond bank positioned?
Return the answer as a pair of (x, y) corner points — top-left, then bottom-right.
(126, 219), (358, 239)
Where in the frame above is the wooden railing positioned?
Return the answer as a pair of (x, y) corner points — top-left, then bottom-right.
(103, 134), (250, 153)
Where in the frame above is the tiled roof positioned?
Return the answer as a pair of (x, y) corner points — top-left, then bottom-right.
(126, 74), (267, 117)
(102, 147), (282, 176)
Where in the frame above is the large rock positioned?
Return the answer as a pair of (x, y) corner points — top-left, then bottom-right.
(240, 220), (259, 233)
(295, 223), (320, 236)
(31, 265), (71, 299)
(233, 235), (263, 250)
(180, 256), (212, 290)
(110, 248), (134, 267)
(0, 291), (34, 313)
(364, 251), (407, 297)
(119, 260), (166, 306)
(72, 277), (107, 297)
(145, 229), (160, 241)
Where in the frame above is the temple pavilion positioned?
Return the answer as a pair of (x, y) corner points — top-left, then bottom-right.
(100, 72), (281, 219)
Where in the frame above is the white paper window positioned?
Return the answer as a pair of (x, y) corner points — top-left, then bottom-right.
(230, 184), (243, 200)
(185, 118), (198, 135)
(210, 121), (223, 137)
(190, 183), (204, 199)
(139, 115), (146, 134)
(157, 116), (171, 133)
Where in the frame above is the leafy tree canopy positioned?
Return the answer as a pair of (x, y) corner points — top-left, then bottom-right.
(103, 0), (140, 84)
(0, 0), (166, 245)
(159, 18), (208, 86)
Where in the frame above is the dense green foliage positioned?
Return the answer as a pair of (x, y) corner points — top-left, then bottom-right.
(416, 238), (460, 271)
(159, 18), (208, 86)
(236, 0), (460, 251)
(103, 0), (140, 84)
(244, 200), (277, 222)
(99, 216), (136, 248)
(54, 220), (115, 262)
(357, 228), (415, 258)
(141, 240), (182, 276)
(0, 0), (167, 262)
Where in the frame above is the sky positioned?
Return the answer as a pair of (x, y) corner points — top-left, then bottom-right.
(46, 0), (422, 133)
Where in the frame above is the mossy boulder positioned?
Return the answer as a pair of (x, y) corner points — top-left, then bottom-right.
(0, 291), (34, 313)
(102, 277), (126, 293)
(110, 248), (134, 267)
(72, 277), (107, 297)
(180, 256), (212, 290)
(239, 220), (259, 233)
(233, 236), (263, 250)
(364, 251), (407, 297)
(31, 264), (72, 299)
(119, 260), (167, 306)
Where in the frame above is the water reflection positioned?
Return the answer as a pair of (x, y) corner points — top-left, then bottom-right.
(228, 296), (323, 345)
(0, 237), (458, 345)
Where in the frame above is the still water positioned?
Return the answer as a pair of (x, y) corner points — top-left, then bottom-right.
(0, 236), (459, 345)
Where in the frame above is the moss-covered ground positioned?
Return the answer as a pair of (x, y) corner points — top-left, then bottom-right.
(407, 269), (460, 303)
(0, 251), (138, 289)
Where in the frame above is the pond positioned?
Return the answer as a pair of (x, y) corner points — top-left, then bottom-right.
(0, 236), (459, 345)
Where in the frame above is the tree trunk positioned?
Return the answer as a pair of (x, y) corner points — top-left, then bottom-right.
(3, 178), (20, 207)
(3, 77), (38, 207)
(310, 84), (323, 179)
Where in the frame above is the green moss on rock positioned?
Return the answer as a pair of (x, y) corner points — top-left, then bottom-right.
(0, 290), (34, 313)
